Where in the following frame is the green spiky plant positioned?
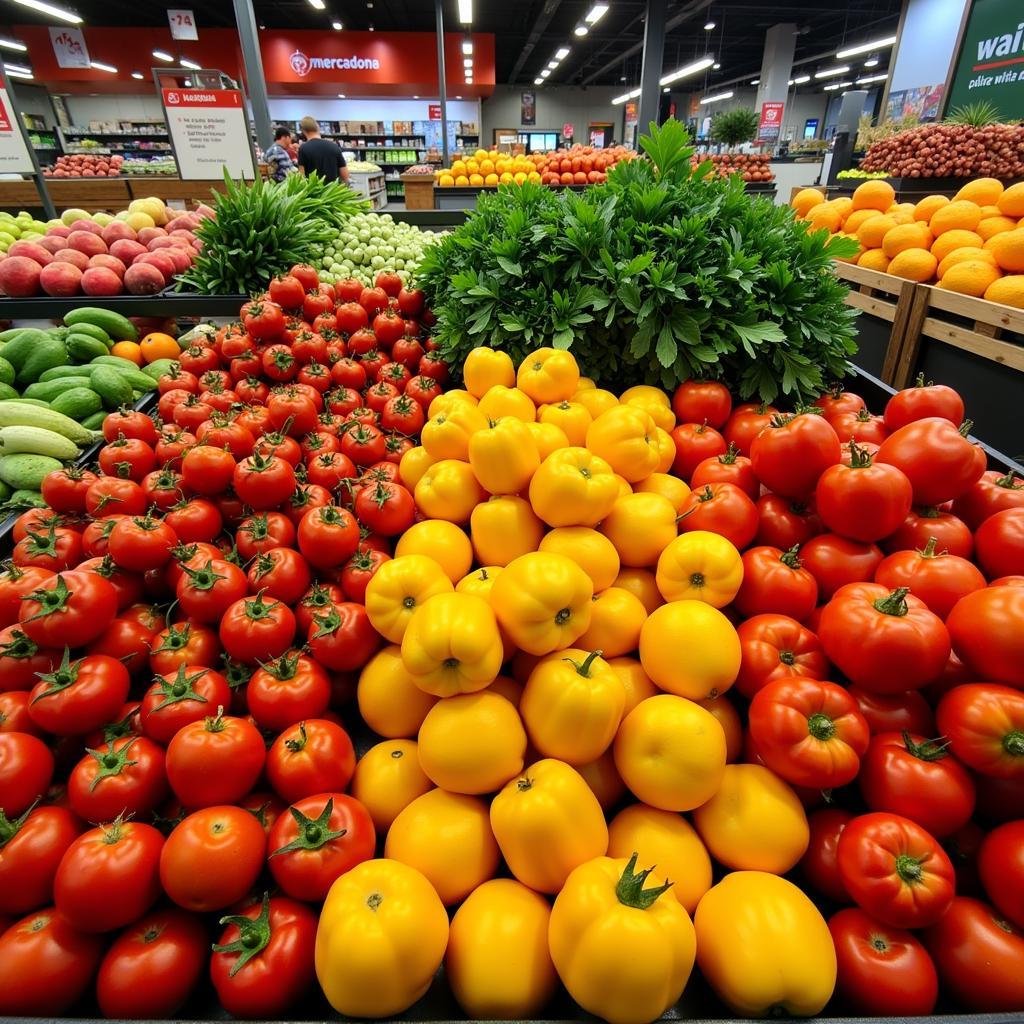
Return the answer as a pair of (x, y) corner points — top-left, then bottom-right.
(945, 101), (1001, 126)
(711, 108), (760, 147)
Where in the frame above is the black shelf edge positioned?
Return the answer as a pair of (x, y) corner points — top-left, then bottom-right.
(0, 292), (247, 318)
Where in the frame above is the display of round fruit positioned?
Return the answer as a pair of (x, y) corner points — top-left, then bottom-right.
(692, 152), (775, 182)
(44, 153), (124, 178)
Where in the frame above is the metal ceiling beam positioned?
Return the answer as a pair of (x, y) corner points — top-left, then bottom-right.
(506, 0), (564, 85)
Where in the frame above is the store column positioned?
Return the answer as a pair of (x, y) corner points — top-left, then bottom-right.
(233, 0), (273, 152)
(636, 0), (668, 135)
(754, 24), (796, 144)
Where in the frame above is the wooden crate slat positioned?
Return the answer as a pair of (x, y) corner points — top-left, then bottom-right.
(833, 262), (905, 298)
(888, 284), (933, 388)
(920, 315), (1024, 373)
(923, 286), (1024, 334)
(844, 290), (898, 322)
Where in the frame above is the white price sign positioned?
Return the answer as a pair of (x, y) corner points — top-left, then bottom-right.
(163, 88), (256, 181)
(0, 87), (34, 173)
(49, 27), (90, 69)
(168, 9), (198, 40)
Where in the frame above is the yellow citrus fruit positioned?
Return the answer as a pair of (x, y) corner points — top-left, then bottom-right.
(937, 247), (997, 279)
(931, 229), (984, 263)
(987, 228), (1024, 272)
(499, 172), (513, 184)
(984, 275), (1024, 308)
(455, 175), (470, 186)
(110, 341), (143, 365)
(439, 173), (455, 187)
(997, 182), (1024, 218)
(889, 210), (915, 225)
(830, 197), (854, 219)
(792, 188), (825, 216)
(955, 177), (1004, 207)
(484, 173), (499, 186)
(887, 247), (937, 283)
(914, 195), (949, 222)
(451, 160), (467, 176)
(939, 259), (1001, 296)
(843, 208), (882, 234)
(977, 216), (1018, 241)
(882, 222), (933, 258)
(856, 214), (896, 249)
(930, 200), (983, 236)
(513, 172), (528, 184)
(465, 159), (480, 175)
(806, 203), (841, 232)
(469, 173), (484, 186)
(851, 179), (895, 212)
(857, 248), (890, 272)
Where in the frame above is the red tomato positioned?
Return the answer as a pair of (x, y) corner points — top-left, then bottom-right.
(354, 480), (416, 537)
(848, 686), (935, 736)
(830, 409), (889, 445)
(828, 906), (938, 1015)
(67, 735), (168, 822)
(689, 445), (758, 500)
(246, 547), (312, 607)
(267, 719), (356, 804)
(233, 452), (297, 510)
(922, 896), (1024, 1011)
(405, 373), (443, 409)
(837, 812), (955, 928)
(267, 388), (319, 436)
(306, 600), (380, 672)
(814, 385), (866, 423)
(884, 377), (964, 432)
(210, 894), (317, 1019)
(975, 507), (1024, 578)
(952, 469), (1024, 530)
(149, 620), (222, 676)
(0, 804), (79, 916)
(341, 421), (387, 466)
(883, 505), (974, 558)
(340, 547), (391, 603)
(40, 467), (97, 513)
(160, 806), (266, 912)
(254, 429), (303, 466)
(671, 380), (732, 429)
(180, 445), (236, 496)
(27, 651), (130, 737)
(800, 808), (853, 903)
(748, 677), (870, 788)
(0, 691), (39, 735)
(0, 908), (104, 1014)
(799, 533), (884, 601)
(269, 274), (305, 310)
(0, 625), (58, 692)
(397, 285), (425, 316)
(140, 664), (233, 745)
(819, 583), (950, 693)
(670, 422), (727, 481)
(360, 285), (389, 316)
(164, 498), (223, 544)
(174, 557), (248, 625)
(876, 417), (984, 506)
(97, 436), (157, 483)
(750, 411), (841, 498)
(236, 511), (296, 561)
(391, 337), (425, 371)
(166, 711), (265, 808)
(417, 351), (448, 383)
(262, 344), (298, 382)
(936, 683), (1024, 779)
(107, 513), (177, 572)
(335, 277), (363, 303)
(247, 651), (331, 732)
(241, 298), (285, 340)
(297, 505), (360, 569)
(294, 582), (346, 636)
(219, 594), (296, 665)
(11, 521), (82, 573)
(0, 565), (54, 629)
(677, 482), (758, 549)
(285, 483), (332, 529)
(734, 545), (817, 621)
(267, 792), (375, 901)
(85, 476), (147, 518)
(96, 907), (207, 1018)
(735, 613), (829, 700)
(331, 357), (367, 390)
(977, 820), (1024, 928)
(155, 427), (195, 469)
(754, 494), (823, 550)
(195, 417), (255, 458)
(946, 586), (1024, 688)
(874, 536), (985, 618)
(305, 450), (357, 493)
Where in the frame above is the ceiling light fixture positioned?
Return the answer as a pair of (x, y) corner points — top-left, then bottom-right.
(4, 67), (32, 78)
(855, 73), (889, 84)
(152, 50), (174, 62)
(585, 4), (608, 23)
(534, 77), (543, 84)
(823, 81), (854, 90)
(792, 74), (810, 84)
(332, 20), (342, 29)
(555, 46), (570, 59)
(574, 25), (588, 36)
(0, 38), (27, 52)
(338, 92), (345, 97)
(464, 57), (473, 67)
(457, 0), (472, 25)
(814, 65), (850, 79)
(307, 0), (326, 9)
(750, 79), (759, 85)
(659, 54), (715, 86)
(836, 34), (897, 59)
(704, 21), (715, 30)
(131, 71), (144, 80)
(413, 94), (419, 98)
(863, 56), (879, 67)
(548, 60), (559, 68)
(612, 89), (638, 103)
(540, 68), (550, 78)
(662, 87), (669, 92)
(700, 90), (733, 103)
(712, 61), (720, 69)
(89, 61), (117, 72)
(9, 0), (81, 24)
(462, 39), (472, 54)
(455, 94), (462, 99)
(179, 57), (201, 70)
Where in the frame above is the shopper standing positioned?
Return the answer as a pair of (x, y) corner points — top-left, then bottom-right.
(264, 126), (296, 182)
(296, 116), (349, 183)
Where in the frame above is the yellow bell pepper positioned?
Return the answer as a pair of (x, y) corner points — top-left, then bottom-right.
(608, 804), (712, 914)
(574, 387), (619, 419)
(625, 391), (676, 432)
(613, 566), (662, 614)
(398, 445), (435, 491)
(470, 495), (545, 567)
(538, 400), (593, 446)
(586, 405), (661, 482)
(414, 459), (486, 525)
(400, 591), (503, 696)
(654, 426), (677, 472)
(365, 555), (453, 643)
(691, 763), (809, 874)
(576, 586), (648, 658)
(350, 738), (433, 832)
(620, 384), (670, 407)
(520, 648), (626, 764)
(468, 416), (540, 495)
(600, 491), (679, 567)
(428, 389), (478, 418)
(528, 446), (620, 528)
(490, 757), (608, 893)
(395, 519), (473, 583)
(456, 565), (503, 596)
(446, 879), (557, 1020)
(607, 655), (659, 714)
(639, 600), (740, 699)
(516, 347), (580, 404)
(655, 531), (743, 607)
(538, 526), (620, 591)
(525, 419), (570, 459)
(694, 872), (836, 1017)
(635, 471), (691, 513)
(315, 858), (449, 1018)
(576, 375), (597, 391)
(357, 645), (438, 738)
(490, 551), (594, 655)
(478, 384), (537, 423)
(463, 347), (515, 398)
(548, 854), (697, 1024)
(421, 402), (488, 461)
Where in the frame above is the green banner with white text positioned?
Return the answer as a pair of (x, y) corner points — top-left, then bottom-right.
(946, 0), (1024, 118)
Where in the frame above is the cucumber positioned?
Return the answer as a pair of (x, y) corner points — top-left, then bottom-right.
(66, 333), (110, 362)
(0, 403), (98, 445)
(0, 382), (17, 401)
(142, 358), (178, 381)
(90, 355), (145, 373)
(1, 328), (52, 372)
(24, 377), (94, 402)
(0, 426), (79, 460)
(117, 368), (158, 392)
(0, 453), (63, 491)
(50, 387), (103, 420)
(91, 366), (133, 409)
(5, 489), (45, 508)
(39, 365), (104, 383)
(64, 307), (137, 342)
(0, 356), (13, 387)
(81, 410), (106, 430)
(16, 337), (68, 387)
(0, 327), (26, 344)
(0, 480), (10, 501)
(63, 321), (111, 347)
(4, 399), (51, 408)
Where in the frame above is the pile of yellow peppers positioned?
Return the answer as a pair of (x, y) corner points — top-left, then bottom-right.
(314, 346), (837, 1024)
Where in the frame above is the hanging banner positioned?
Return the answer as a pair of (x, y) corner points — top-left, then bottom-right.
(945, 0), (1024, 119)
(757, 101), (784, 142)
(428, 104), (442, 120)
(521, 91), (536, 126)
(563, 122), (574, 139)
(0, 87), (34, 173)
(162, 87), (256, 180)
(168, 10), (199, 41)
(48, 27), (90, 69)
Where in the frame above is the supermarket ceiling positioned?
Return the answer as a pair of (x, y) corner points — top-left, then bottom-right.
(4, 0), (903, 88)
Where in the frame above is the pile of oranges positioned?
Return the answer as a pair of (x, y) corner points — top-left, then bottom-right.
(792, 178), (1024, 308)
(436, 145), (634, 189)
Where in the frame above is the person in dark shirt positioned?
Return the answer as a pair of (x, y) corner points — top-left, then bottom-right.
(297, 116), (349, 183)
(264, 126), (296, 182)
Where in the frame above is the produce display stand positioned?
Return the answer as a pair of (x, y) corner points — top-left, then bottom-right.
(0, 290), (247, 321)
(402, 172), (436, 210)
(827, 176), (1024, 203)
(0, 178), (226, 215)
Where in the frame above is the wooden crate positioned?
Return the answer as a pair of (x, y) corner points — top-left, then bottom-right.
(0, 180), (51, 211)
(401, 174), (435, 210)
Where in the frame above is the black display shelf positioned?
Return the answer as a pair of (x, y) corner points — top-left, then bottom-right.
(0, 290), (246, 319)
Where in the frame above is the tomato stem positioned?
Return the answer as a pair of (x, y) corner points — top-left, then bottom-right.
(806, 712), (836, 742)
(150, 664), (211, 712)
(270, 798), (347, 856)
(564, 649), (603, 677)
(0, 801), (36, 848)
(1004, 730), (1024, 757)
(901, 730), (950, 762)
(873, 587), (910, 617)
(615, 851), (673, 909)
(84, 738), (140, 791)
(779, 545), (802, 570)
(894, 853), (924, 884)
(30, 647), (79, 703)
(214, 892), (273, 977)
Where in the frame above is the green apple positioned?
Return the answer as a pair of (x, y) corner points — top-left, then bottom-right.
(93, 212), (113, 226)
(29, 220), (47, 234)
(60, 207), (91, 226)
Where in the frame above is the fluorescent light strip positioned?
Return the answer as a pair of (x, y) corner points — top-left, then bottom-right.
(0, 38), (27, 52)
(704, 20), (715, 30)
(836, 35), (897, 59)
(585, 4), (608, 24)
(90, 61), (117, 72)
(750, 78), (759, 85)
(153, 50), (174, 62)
(612, 89), (638, 103)
(856, 73), (889, 84)
(332, 21), (342, 30)
(180, 58), (201, 70)
(574, 26), (588, 36)
(4, 64), (32, 78)
(789, 75), (810, 84)
(540, 69), (550, 77)
(462, 40), (473, 55)
(534, 77), (543, 84)
(863, 57), (879, 67)
(131, 71), (144, 80)
(457, 0), (472, 24)
(823, 81), (854, 90)
(815, 64), (850, 79)
(548, 60), (559, 69)
(660, 54), (715, 85)
(307, 0), (326, 9)
(700, 90), (733, 103)
(555, 46), (570, 59)
(9, 0), (81, 24)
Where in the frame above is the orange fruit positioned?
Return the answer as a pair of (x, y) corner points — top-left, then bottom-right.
(984, 275), (1024, 308)
(484, 173), (499, 186)
(978, 205), (1001, 219)
(455, 174), (470, 186)
(857, 248), (890, 272)
(931, 229), (984, 263)
(469, 173), (484, 186)
(997, 182), (1024, 218)
(857, 214), (897, 249)
(843, 209), (882, 234)
(887, 248), (937, 283)
(791, 188), (825, 216)
(938, 260), (1001, 297)
(914, 195), (949, 222)
(937, 247), (997, 279)
(987, 228), (1024, 272)
(930, 200), (983, 236)
(830, 197), (854, 219)
(110, 341), (143, 365)
(438, 173), (455, 187)
(139, 332), (180, 363)
(806, 203), (841, 233)
(882, 222), (933, 258)
(954, 177), (1004, 206)
(851, 179), (895, 212)
(977, 216), (1018, 241)
(889, 210), (915, 225)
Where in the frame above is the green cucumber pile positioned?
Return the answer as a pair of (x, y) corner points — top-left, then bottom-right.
(0, 307), (170, 511)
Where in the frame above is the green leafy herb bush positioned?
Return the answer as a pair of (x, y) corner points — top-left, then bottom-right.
(417, 119), (859, 402)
